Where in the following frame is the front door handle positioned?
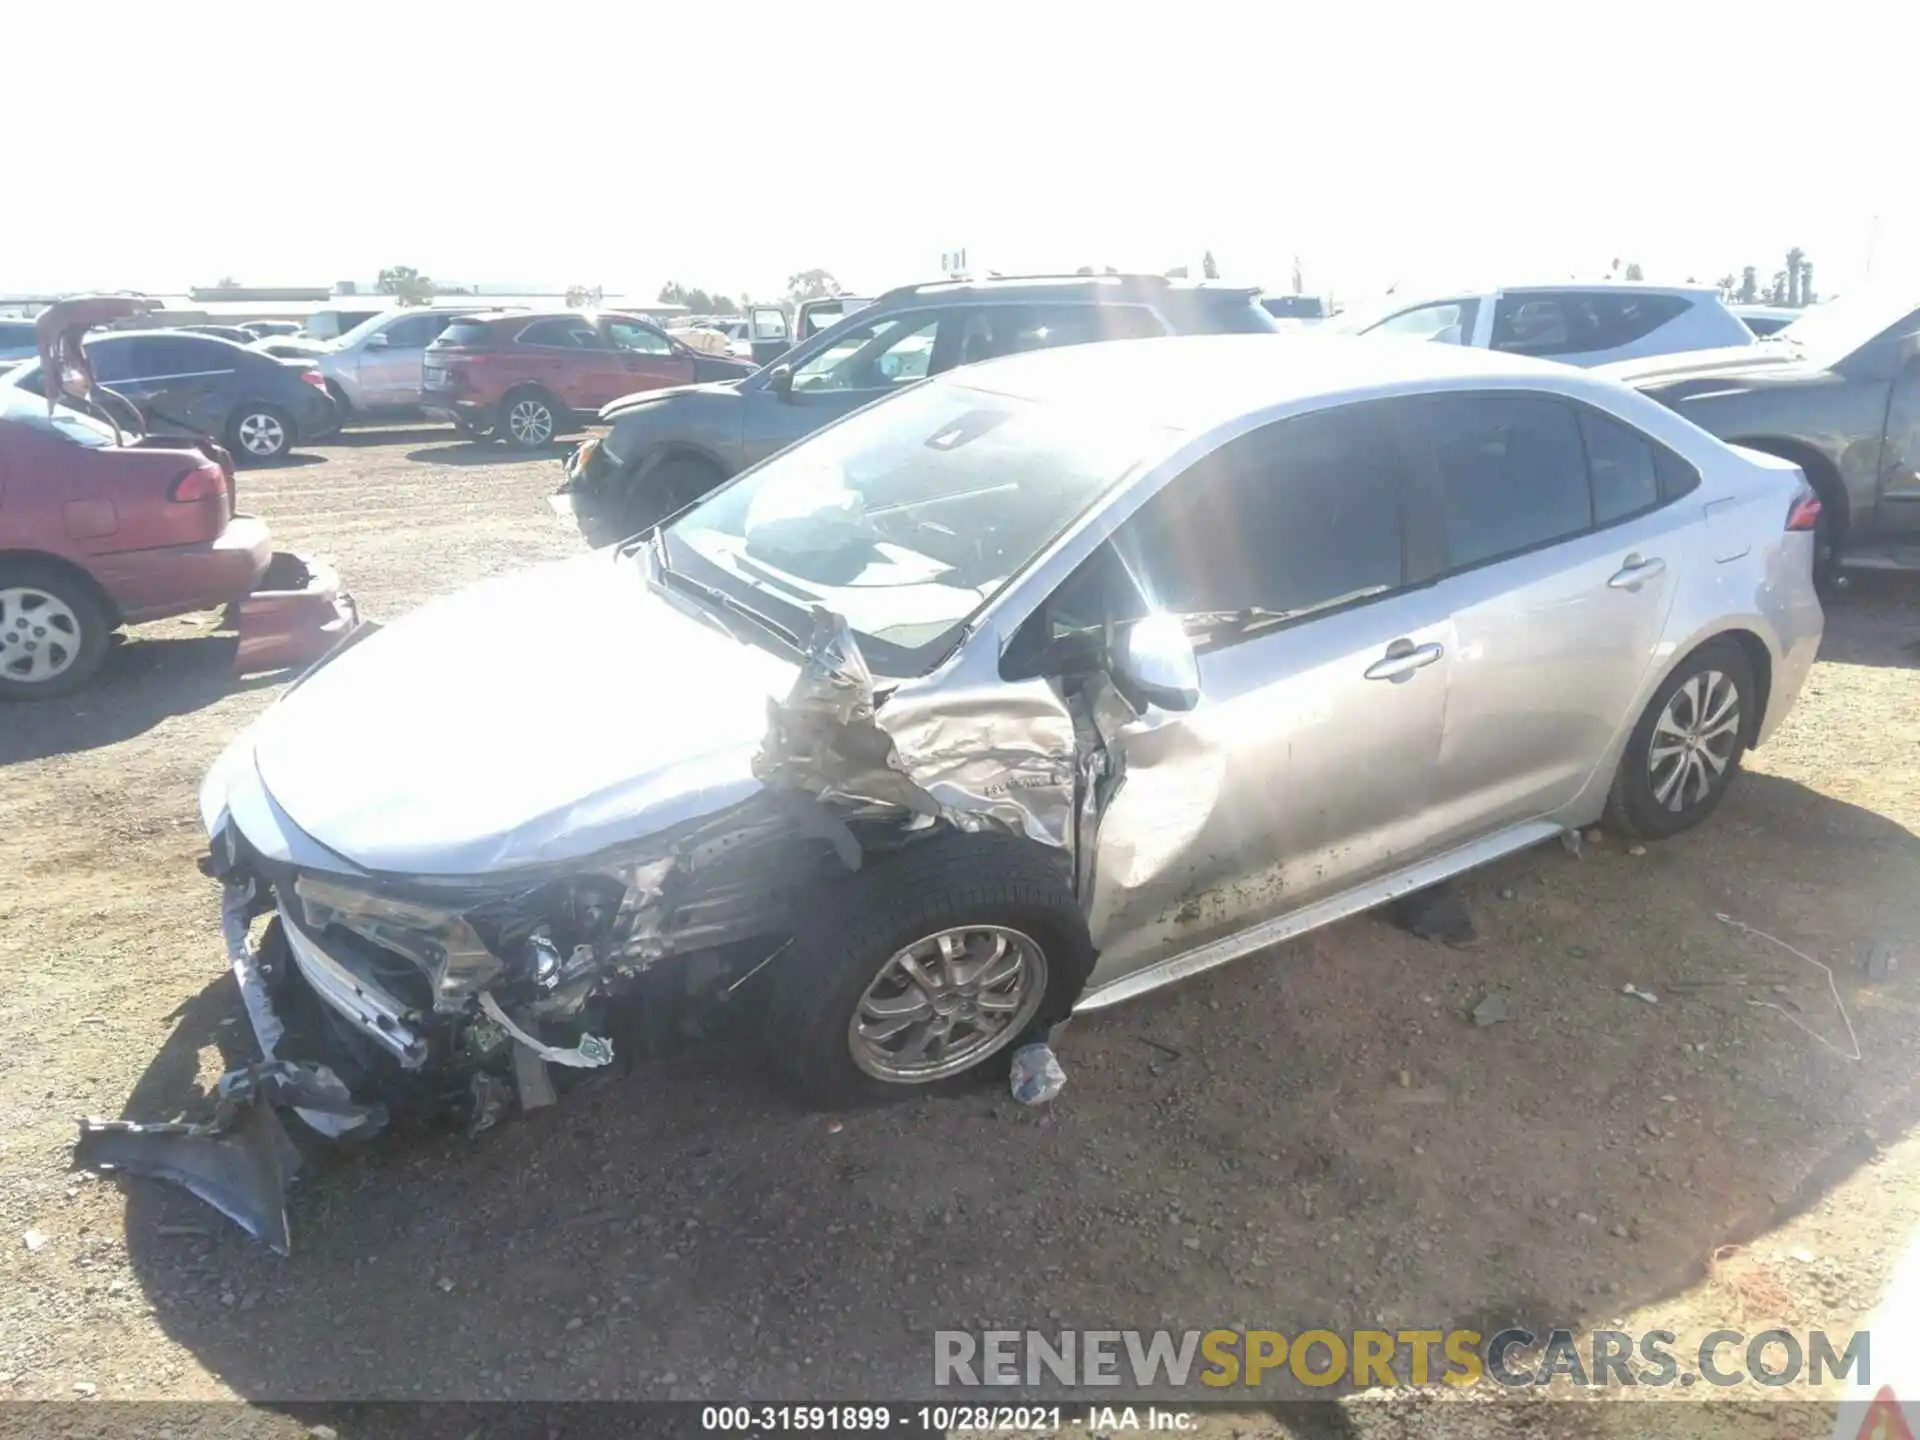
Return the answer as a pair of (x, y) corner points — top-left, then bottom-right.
(1364, 639), (1445, 683)
(1607, 554), (1667, 590)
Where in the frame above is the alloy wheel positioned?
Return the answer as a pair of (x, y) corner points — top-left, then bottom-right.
(848, 925), (1048, 1083)
(236, 411), (287, 457)
(507, 399), (554, 445)
(0, 586), (83, 686)
(1647, 669), (1741, 812)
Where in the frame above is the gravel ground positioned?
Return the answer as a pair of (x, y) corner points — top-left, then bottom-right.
(1, 426), (1916, 1429)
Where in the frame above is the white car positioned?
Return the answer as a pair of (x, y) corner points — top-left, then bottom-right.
(1336, 283), (1756, 367)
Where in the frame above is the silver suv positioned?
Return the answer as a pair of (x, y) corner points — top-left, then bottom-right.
(317, 307), (487, 419)
(1336, 283), (1755, 367)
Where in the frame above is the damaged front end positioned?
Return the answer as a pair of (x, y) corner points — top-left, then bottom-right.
(94, 594), (1090, 1250)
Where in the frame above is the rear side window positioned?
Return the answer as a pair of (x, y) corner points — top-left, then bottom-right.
(1578, 410), (1660, 522)
(1412, 394), (1591, 569)
(433, 322), (495, 348)
(516, 319), (607, 349)
(954, 305), (1163, 366)
(1492, 292), (1691, 356)
(128, 336), (235, 375)
(1195, 293), (1281, 334)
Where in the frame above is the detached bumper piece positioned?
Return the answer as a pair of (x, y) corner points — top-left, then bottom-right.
(75, 1061), (383, 1255)
(232, 551), (360, 677)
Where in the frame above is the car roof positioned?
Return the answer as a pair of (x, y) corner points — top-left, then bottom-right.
(80, 328), (255, 349)
(947, 332), (1609, 432)
(874, 274), (1260, 306)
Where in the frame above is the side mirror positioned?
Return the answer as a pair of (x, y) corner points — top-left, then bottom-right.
(1112, 613), (1201, 713)
(767, 363), (794, 399)
(364, 332), (390, 350)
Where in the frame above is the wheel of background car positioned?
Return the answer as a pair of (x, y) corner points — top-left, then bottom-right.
(228, 404), (293, 462)
(762, 831), (1094, 1109)
(499, 389), (558, 448)
(0, 560), (112, 701)
(1604, 638), (1756, 841)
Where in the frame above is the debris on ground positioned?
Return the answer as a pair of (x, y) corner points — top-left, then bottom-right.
(1470, 993), (1510, 1027)
(1010, 1042), (1067, 1105)
(1622, 983), (1659, 1004)
(74, 1060), (385, 1254)
(1716, 913), (1862, 1062)
(1864, 942), (1899, 982)
(1390, 881), (1479, 949)
(22, 1229), (48, 1253)
(1560, 829), (1584, 859)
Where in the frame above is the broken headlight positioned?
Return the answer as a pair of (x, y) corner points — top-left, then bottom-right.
(293, 874), (504, 1013)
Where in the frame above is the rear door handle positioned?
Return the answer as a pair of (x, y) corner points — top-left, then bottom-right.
(1607, 554), (1667, 590)
(1364, 639), (1445, 683)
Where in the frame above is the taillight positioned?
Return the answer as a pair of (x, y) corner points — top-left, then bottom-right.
(1785, 489), (1823, 532)
(168, 463), (225, 503)
(300, 369), (327, 391)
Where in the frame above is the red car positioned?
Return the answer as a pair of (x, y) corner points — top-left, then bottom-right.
(0, 300), (357, 700)
(421, 310), (756, 448)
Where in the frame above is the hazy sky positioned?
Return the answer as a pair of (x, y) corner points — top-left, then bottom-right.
(11, 0), (1917, 306)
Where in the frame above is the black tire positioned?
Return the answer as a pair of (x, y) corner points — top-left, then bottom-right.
(0, 559), (113, 700)
(498, 388), (561, 448)
(624, 454), (725, 535)
(764, 831), (1094, 1110)
(1604, 638), (1756, 841)
(227, 403), (294, 463)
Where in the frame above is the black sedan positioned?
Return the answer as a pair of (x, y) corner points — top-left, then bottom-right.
(9, 331), (337, 462)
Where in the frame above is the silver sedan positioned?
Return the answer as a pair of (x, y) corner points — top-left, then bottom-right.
(200, 334), (1824, 1123)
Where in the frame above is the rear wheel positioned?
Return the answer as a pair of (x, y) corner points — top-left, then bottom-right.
(229, 404), (293, 462)
(764, 832), (1093, 1109)
(0, 561), (112, 700)
(499, 390), (559, 448)
(1604, 639), (1755, 840)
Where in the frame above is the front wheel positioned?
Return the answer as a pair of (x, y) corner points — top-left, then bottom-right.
(1604, 639), (1755, 840)
(763, 832), (1093, 1109)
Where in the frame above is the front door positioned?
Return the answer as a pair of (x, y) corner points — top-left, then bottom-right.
(602, 318), (698, 399)
(741, 310), (949, 468)
(747, 305), (791, 366)
(358, 311), (457, 408)
(1022, 401), (1456, 983)
(1879, 324), (1920, 537)
(1401, 393), (1694, 842)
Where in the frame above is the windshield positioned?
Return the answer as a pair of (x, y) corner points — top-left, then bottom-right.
(663, 380), (1172, 675)
(1766, 293), (1920, 365)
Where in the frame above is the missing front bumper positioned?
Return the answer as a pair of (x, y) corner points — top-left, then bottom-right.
(232, 551), (360, 676)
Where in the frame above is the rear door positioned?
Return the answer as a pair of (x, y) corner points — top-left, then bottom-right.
(512, 318), (612, 411)
(748, 305), (791, 365)
(97, 336), (239, 436)
(602, 318), (698, 399)
(1407, 392), (1698, 843)
(740, 309), (951, 467)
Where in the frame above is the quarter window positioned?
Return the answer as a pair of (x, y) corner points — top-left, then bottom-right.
(1411, 395), (1591, 569)
(1579, 410), (1661, 522)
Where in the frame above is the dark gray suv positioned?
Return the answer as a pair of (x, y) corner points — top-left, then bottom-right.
(553, 273), (1280, 544)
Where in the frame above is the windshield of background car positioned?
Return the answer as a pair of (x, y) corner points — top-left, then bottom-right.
(663, 380), (1172, 675)
(1769, 293), (1920, 366)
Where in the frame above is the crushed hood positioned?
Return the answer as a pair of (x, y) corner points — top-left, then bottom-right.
(598, 377), (744, 423)
(250, 552), (797, 875)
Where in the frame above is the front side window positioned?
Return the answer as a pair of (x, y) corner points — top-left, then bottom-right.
(1409, 394), (1591, 569)
(606, 320), (676, 355)
(791, 314), (942, 393)
(385, 313), (453, 348)
(1489, 295), (1578, 356)
(1368, 300), (1478, 345)
(1038, 404), (1410, 654)
(666, 381), (1169, 674)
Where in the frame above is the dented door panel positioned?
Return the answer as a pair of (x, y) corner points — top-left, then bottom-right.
(1081, 592), (1456, 987)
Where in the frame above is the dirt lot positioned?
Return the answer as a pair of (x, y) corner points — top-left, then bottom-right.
(2, 426), (1917, 1427)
